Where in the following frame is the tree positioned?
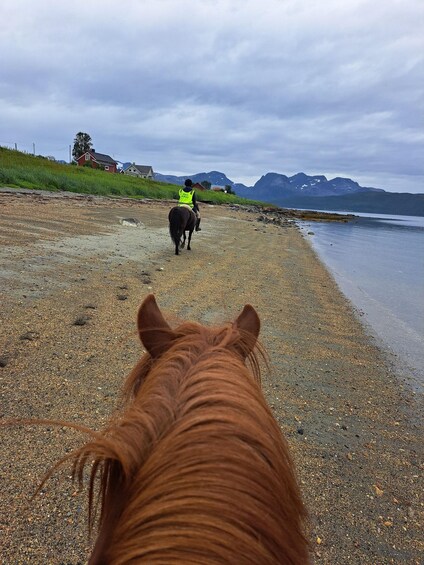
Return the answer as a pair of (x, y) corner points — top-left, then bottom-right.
(225, 184), (235, 194)
(72, 132), (92, 161)
(201, 180), (211, 190)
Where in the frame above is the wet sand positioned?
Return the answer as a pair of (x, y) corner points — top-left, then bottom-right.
(0, 190), (422, 564)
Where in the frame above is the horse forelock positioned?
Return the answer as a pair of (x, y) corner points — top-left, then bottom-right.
(125, 321), (263, 400)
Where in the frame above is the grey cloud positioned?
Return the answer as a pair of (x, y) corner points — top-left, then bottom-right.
(1, 0), (423, 192)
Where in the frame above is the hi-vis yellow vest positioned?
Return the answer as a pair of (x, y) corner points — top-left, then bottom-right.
(178, 188), (194, 208)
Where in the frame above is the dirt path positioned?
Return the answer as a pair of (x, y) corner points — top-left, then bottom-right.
(0, 191), (422, 564)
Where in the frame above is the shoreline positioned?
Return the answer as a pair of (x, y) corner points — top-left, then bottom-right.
(298, 218), (424, 394)
(0, 191), (422, 564)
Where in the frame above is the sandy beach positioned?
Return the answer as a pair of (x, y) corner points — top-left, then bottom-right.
(0, 190), (422, 564)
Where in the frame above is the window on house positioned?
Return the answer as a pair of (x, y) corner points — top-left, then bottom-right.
(85, 153), (89, 160)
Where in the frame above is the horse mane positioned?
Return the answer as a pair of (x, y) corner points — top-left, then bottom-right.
(66, 312), (309, 564)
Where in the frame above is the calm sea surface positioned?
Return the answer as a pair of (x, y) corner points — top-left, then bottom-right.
(299, 212), (424, 390)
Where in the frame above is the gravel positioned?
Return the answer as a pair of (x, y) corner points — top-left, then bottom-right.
(1, 190), (422, 564)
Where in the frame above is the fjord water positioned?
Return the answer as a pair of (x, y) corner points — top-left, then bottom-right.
(300, 213), (424, 389)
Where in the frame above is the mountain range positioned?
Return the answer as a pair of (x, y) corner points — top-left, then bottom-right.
(154, 171), (232, 187)
(155, 170), (424, 216)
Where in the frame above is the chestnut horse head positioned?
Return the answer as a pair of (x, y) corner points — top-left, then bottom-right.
(70, 295), (309, 564)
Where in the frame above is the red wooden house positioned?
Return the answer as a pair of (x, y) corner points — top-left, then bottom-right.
(192, 182), (206, 191)
(77, 149), (117, 173)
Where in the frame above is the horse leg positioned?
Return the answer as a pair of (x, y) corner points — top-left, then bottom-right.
(187, 229), (193, 250)
(180, 231), (186, 249)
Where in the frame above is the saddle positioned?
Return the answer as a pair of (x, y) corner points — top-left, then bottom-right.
(179, 204), (197, 223)
(179, 204), (193, 212)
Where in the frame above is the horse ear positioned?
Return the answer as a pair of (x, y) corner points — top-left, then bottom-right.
(234, 304), (260, 358)
(137, 294), (176, 358)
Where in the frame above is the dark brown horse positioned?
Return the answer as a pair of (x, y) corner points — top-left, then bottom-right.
(168, 205), (196, 255)
(64, 295), (309, 564)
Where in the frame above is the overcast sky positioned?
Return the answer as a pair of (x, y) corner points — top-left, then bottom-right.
(1, 0), (423, 192)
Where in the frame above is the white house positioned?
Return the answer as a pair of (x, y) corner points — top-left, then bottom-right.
(123, 163), (154, 179)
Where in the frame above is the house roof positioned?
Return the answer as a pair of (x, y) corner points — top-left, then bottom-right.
(122, 163), (153, 174)
(133, 164), (153, 174)
(84, 150), (117, 165)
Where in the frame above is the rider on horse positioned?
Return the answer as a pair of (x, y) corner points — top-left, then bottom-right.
(178, 179), (201, 231)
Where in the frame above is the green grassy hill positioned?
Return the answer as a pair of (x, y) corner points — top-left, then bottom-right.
(0, 147), (259, 206)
